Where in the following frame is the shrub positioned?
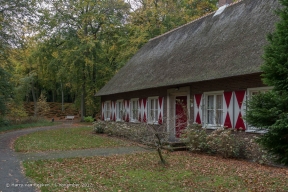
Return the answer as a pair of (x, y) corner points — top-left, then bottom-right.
(244, 136), (277, 165)
(0, 117), (10, 127)
(207, 128), (246, 158)
(84, 116), (94, 122)
(180, 123), (208, 152)
(36, 93), (50, 117)
(93, 121), (105, 133)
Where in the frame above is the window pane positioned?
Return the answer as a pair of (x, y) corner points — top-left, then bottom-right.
(215, 109), (223, 125)
(207, 109), (214, 124)
(216, 95), (223, 109)
(207, 95), (214, 109)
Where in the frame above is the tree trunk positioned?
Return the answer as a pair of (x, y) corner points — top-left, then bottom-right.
(31, 80), (37, 116)
(80, 83), (86, 121)
(155, 132), (166, 165)
(60, 81), (64, 112)
(52, 90), (55, 102)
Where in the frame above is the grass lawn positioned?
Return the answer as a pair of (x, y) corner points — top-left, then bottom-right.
(23, 152), (288, 192)
(14, 127), (133, 152)
(0, 121), (57, 133)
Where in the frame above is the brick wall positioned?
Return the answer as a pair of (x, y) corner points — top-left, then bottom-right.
(189, 73), (265, 120)
(99, 73), (266, 124)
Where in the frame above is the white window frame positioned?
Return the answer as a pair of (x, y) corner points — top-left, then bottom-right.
(104, 101), (111, 121)
(130, 98), (139, 123)
(203, 91), (224, 129)
(246, 87), (273, 133)
(116, 100), (124, 121)
(148, 97), (159, 124)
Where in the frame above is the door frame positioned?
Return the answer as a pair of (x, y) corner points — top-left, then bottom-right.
(167, 86), (190, 139)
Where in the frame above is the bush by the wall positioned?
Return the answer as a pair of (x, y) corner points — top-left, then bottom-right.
(180, 123), (208, 152)
(84, 116), (94, 122)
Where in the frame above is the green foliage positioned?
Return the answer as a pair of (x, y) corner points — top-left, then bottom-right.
(84, 116), (94, 122)
(0, 66), (13, 116)
(261, 0), (288, 92)
(255, 115), (288, 164)
(0, 117), (10, 127)
(245, 0), (288, 165)
(245, 92), (285, 129)
(7, 103), (28, 121)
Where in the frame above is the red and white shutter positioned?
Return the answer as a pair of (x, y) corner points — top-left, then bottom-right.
(223, 92), (233, 128)
(101, 102), (105, 120)
(158, 97), (164, 124)
(125, 100), (130, 122)
(142, 98), (147, 123)
(194, 94), (203, 124)
(234, 90), (246, 130)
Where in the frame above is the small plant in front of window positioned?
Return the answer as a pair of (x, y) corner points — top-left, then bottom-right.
(84, 116), (94, 122)
(93, 121), (106, 134)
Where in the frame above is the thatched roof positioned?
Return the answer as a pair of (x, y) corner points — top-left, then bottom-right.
(96, 0), (280, 96)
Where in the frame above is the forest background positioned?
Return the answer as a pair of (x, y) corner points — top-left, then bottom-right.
(0, 0), (227, 121)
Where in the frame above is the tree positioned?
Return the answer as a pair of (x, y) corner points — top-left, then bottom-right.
(246, 0), (288, 165)
(38, 0), (130, 120)
(0, 66), (13, 117)
(121, 0), (218, 64)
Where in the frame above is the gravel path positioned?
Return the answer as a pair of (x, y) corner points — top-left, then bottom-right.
(0, 124), (150, 192)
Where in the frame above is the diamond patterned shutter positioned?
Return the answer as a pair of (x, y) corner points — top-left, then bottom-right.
(234, 90), (246, 130)
(194, 94), (203, 124)
(158, 97), (164, 124)
(223, 92), (233, 128)
(142, 98), (147, 123)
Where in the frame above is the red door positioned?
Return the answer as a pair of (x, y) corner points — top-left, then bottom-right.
(175, 96), (187, 138)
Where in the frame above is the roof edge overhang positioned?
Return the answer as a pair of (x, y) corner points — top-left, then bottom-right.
(95, 72), (263, 97)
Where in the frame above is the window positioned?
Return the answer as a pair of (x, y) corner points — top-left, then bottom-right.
(148, 97), (158, 124)
(104, 101), (111, 121)
(246, 87), (272, 132)
(248, 87), (272, 99)
(116, 100), (124, 121)
(204, 92), (223, 127)
(130, 99), (139, 122)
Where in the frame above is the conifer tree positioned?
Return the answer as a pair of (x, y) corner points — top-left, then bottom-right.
(246, 0), (288, 165)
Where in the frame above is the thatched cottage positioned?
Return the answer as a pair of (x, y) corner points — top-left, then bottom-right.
(96, 0), (279, 138)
